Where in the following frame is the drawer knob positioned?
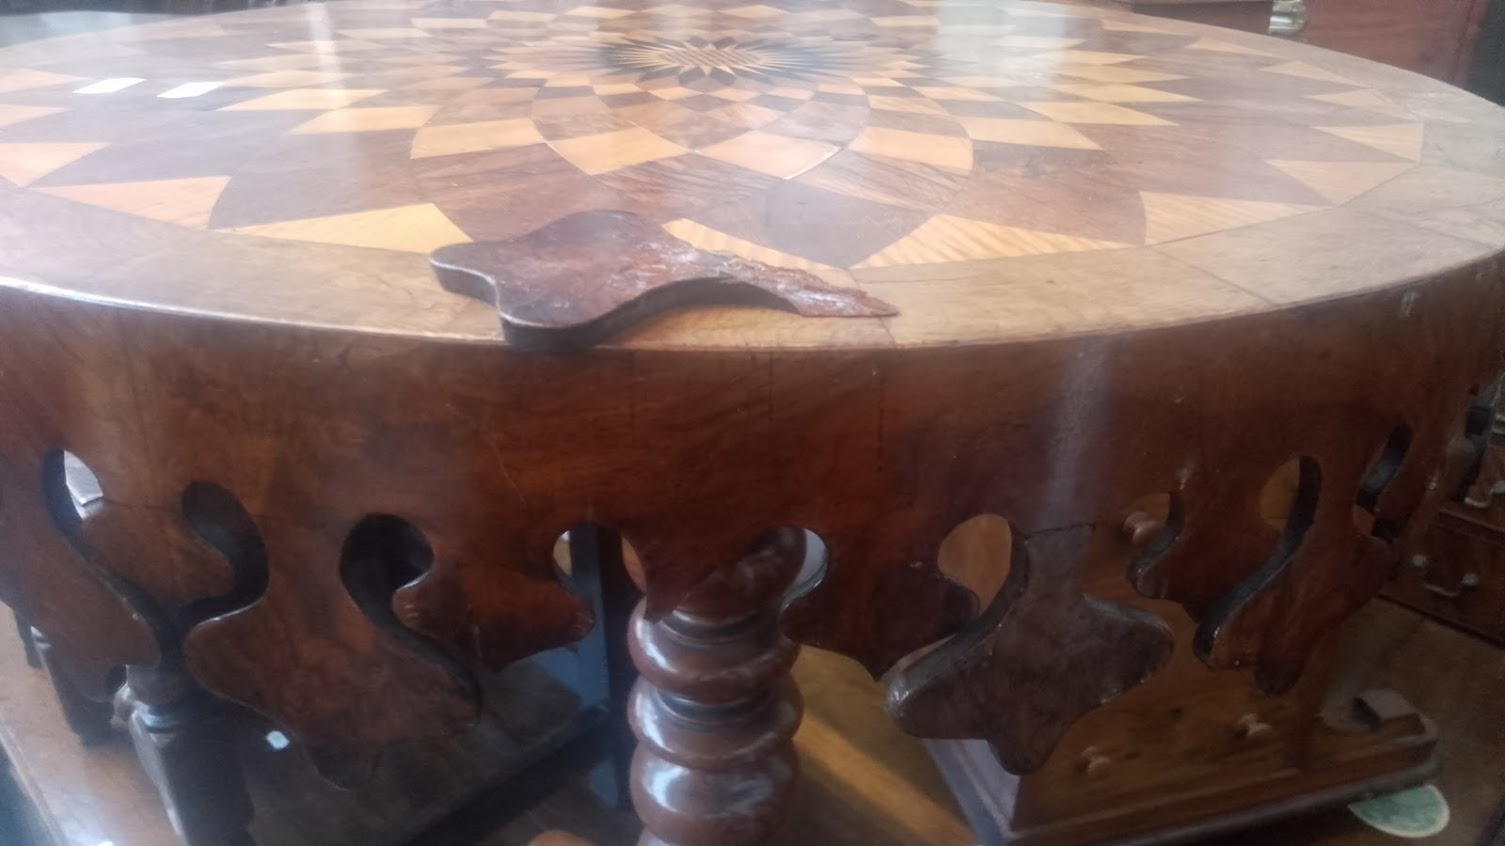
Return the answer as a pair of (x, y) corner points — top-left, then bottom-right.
(1412, 554), (1482, 600)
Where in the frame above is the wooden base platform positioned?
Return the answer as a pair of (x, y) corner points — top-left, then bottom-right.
(929, 689), (1436, 846)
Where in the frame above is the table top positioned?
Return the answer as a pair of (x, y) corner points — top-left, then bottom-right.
(1, 0), (1502, 350)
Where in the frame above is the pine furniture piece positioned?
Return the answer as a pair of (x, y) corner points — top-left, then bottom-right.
(0, 1), (1503, 843)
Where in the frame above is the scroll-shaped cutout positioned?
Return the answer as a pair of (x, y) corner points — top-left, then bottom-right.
(40, 450), (171, 641)
(789, 529), (829, 602)
(185, 513), (482, 765)
(61, 452), (103, 521)
(330, 514), (479, 785)
(42, 450), (103, 531)
(936, 513), (1012, 612)
(179, 481), (268, 626)
(341, 515), (467, 671)
(1124, 492), (1184, 586)
(431, 211), (896, 351)
(553, 527), (647, 591)
(887, 524), (1172, 774)
(781, 527), (976, 677)
(1355, 426), (1411, 541)
(1194, 457), (1320, 667)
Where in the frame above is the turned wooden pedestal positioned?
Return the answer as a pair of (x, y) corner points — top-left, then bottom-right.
(629, 530), (805, 845)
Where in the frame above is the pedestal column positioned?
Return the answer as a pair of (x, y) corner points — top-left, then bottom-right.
(627, 529), (805, 846)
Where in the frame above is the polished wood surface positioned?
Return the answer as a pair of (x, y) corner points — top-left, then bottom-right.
(0, 0), (1502, 347)
(0, 2), (1503, 844)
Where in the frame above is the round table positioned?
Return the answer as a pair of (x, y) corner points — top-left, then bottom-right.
(0, 0), (1502, 843)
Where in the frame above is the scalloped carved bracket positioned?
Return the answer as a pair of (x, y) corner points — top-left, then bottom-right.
(184, 515), (485, 760)
(1129, 390), (1492, 694)
(886, 524), (1172, 773)
(390, 526), (594, 671)
(431, 211), (896, 351)
(781, 529), (977, 678)
(0, 436), (160, 699)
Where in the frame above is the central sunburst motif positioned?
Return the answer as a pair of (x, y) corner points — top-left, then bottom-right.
(502, 32), (893, 89)
(601, 37), (846, 84)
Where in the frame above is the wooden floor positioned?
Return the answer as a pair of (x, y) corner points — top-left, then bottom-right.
(3, 598), (1503, 846)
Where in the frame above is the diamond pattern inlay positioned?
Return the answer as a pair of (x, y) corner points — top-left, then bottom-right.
(0, 0), (1451, 273)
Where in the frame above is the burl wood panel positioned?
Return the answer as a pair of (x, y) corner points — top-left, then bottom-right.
(889, 526), (1173, 773)
(432, 211), (895, 351)
(0, 0), (1502, 801)
(0, 259), (1499, 775)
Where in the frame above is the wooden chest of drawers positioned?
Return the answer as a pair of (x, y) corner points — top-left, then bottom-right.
(1113, 0), (1276, 33)
(1302, 0), (1490, 85)
(1109, 0), (1493, 85)
(1386, 500), (1505, 644)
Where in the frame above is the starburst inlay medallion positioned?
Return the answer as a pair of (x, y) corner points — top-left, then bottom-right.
(0, 0), (1441, 283)
(600, 36), (863, 84)
(503, 32), (890, 89)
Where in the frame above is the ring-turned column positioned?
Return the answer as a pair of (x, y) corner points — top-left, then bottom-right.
(627, 529), (805, 846)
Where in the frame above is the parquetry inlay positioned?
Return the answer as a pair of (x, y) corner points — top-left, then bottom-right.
(0, 0), (1450, 272)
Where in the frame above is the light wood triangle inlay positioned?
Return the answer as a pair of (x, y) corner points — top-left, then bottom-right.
(38, 176), (231, 228)
(1265, 160), (1412, 204)
(856, 215), (1128, 268)
(1141, 192), (1319, 244)
(0, 142), (105, 187)
(1314, 124), (1425, 162)
(226, 203), (471, 252)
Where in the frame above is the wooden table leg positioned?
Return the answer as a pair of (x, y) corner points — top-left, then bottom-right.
(121, 663), (255, 846)
(627, 529), (805, 846)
